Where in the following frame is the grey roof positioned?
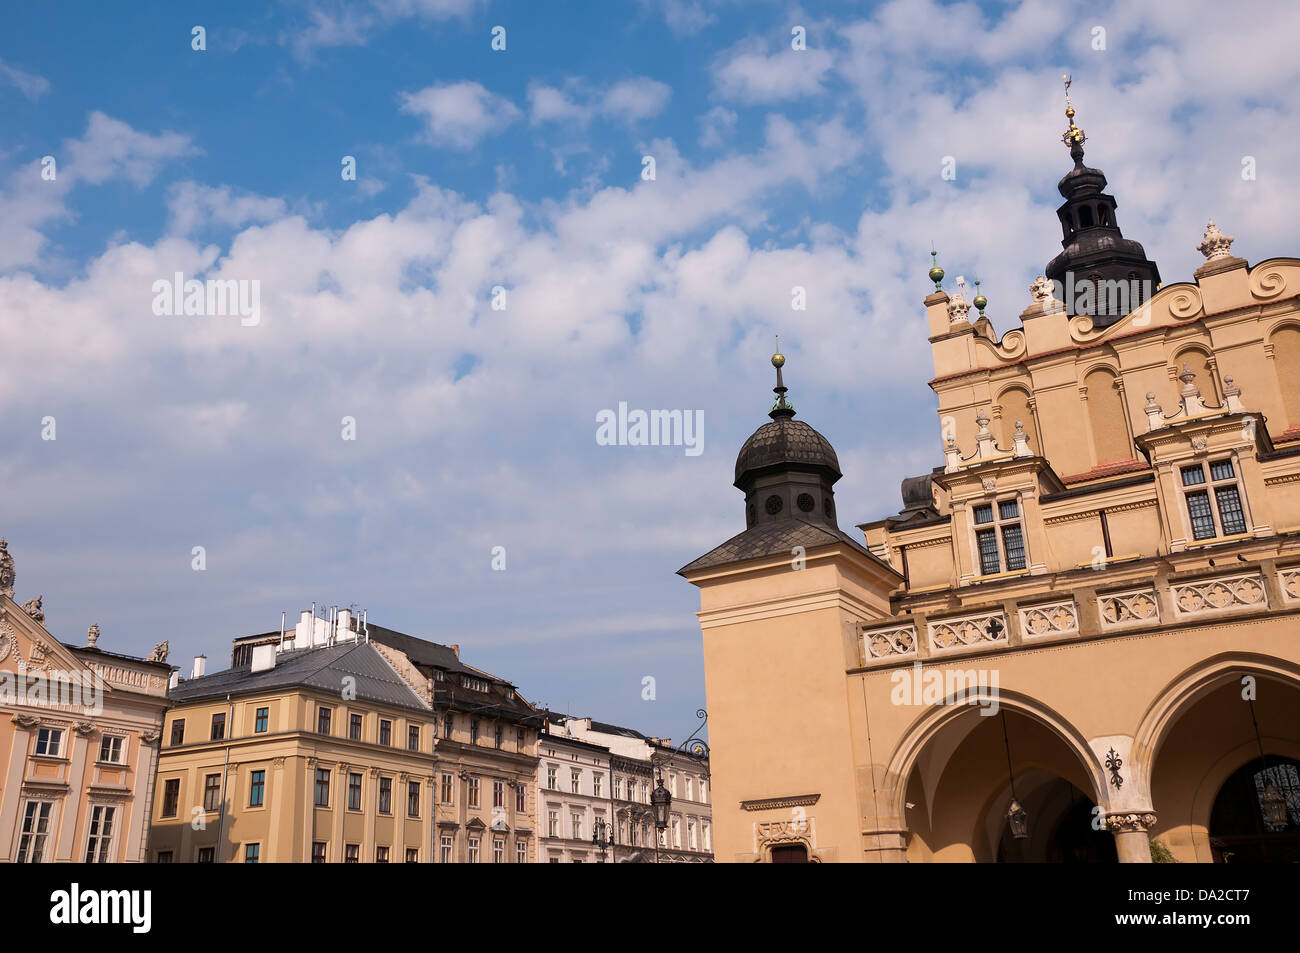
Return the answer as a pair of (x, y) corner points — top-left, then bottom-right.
(169, 640), (429, 712)
(365, 624), (496, 682)
(677, 517), (902, 576)
(734, 416), (840, 487)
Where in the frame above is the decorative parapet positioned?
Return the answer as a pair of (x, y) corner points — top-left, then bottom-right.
(1018, 600), (1079, 640)
(1171, 572), (1267, 618)
(927, 610), (1009, 653)
(1280, 568), (1300, 605)
(1099, 586), (1160, 629)
(862, 624), (918, 662)
(740, 794), (820, 812)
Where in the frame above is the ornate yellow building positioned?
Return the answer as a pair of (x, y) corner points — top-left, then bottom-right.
(680, 98), (1300, 863)
(0, 540), (172, 863)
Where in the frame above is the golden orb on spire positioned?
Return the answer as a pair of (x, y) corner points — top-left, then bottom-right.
(772, 351), (785, 368)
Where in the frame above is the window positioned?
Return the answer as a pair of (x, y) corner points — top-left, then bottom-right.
(548, 810), (559, 837)
(249, 770), (265, 807)
(440, 835), (453, 863)
(408, 725), (420, 751)
(688, 819), (697, 850)
(973, 498), (1027, 575)
(468, 837), (480, 863)
(685, 777), (692, 801)
(345, 844), (359, 863)
(254, 707), (269, 733)
(244, 843), (260, 864)
(494, 724), (503, 749)
(98, 735), (125, 763)
(516, 840), (527, 864)
(493, 779), (505, 809)
(17, 801), (53, 862)
(571, 769), (581, 794)
(443, 713), (453, 739)
(203, 774), (222, 812)
(379, 719), (392, 746)
(378, 777), (392, 815)
(408, 781), (421, 818)
(547, 766), (558, 790)
(348, 773), (362, 811)
(317, 707), (332, 735)
(1182, 459), (1249, 540)
(440, 772), (454, 805)
(312, 842), (327, 863)
(593, 773), (603, 798)
(198, 846), (215, 863)
(35, 727), (64, 757)
(468, 776), (480, 808)
(516, 784), (525, 813)
(314, 768), (330, 807)
(169, 719), (185, 746)
(349, 713), (362, 741)
(516, 727), (525, 751)
(84, 805), (116, 862)
(210, 712), (225, 741)
(462, 676), (489, 692)
(471, 719), (480, 744)
(613, 777), (622, 800)
(493, 839), (504, 864)
(376, 846), (389, 864)
(406, 848), (418, 863)
(572, 812), (583, 839)
(156, 851), (173, 864)
(161, 779), (180, 818)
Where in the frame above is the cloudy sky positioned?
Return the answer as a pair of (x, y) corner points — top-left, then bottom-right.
(2, 0), (1298, 744)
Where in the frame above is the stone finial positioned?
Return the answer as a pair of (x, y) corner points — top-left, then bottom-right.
(146, 640), (170, 663)
(1144, 392), (1164, 432)
(1012, 420), (1032, 458)
(947, 291), (972, 325)
(1222, 375), (1246, 413)
(86, 623), (100, 648)
(975, 409), (997, 458)
(0, 538), (13, 600)
(21, 594), (44, 624)
(1179, 363), (1207, 415)
(1197, 219), (1234, 262)
(943, 433), (963, 473)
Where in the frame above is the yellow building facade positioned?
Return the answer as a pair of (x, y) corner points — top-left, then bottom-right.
(681, 104), (1300, 863)
(151, 612), (539, 862)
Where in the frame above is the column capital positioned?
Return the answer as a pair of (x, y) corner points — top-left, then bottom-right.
(1104, 811), (1157, 833)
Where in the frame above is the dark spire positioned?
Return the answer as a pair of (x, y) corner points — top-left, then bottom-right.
(1043, 76), (1161, 329)
(770, 336), (795, 418)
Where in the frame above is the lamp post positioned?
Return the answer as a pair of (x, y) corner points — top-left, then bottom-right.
(592, 816), (610, 863)
(1001, 712), (1029, 843)
(651, 768), (671, 864)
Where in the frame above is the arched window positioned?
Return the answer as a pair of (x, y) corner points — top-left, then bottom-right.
(1270, 325), (1300, 431)
(1209, 757), (1300, 862)
(1083, 368), (1131, 464)
(1078, 205), (1094, 229)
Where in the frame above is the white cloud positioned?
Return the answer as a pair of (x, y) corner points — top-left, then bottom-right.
(0, 59), (49, 99)
(166, 183), (288, 235)
(64, 111), (197, 187)
(713, 42), (833, 103)
(284, 0), (485, 57)
(699, 106), (737, 148)
(528, 77), (672, 126)
(400, 82), (521, 149)
(600, 78), (672, 122)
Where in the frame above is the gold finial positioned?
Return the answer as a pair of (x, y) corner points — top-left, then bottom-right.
(1061, 74), (1085, 151)
(772, 334), (785, 368)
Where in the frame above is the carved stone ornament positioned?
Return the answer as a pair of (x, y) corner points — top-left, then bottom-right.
(11, 714), (40, 729)
(72, 721), (96, 735)
(947, 291), (972, 324)
(0, 620), (16, 666)
(981, 477), (997, 494)
(1197, 220), (1234, 262)
(1030, 275), (1054, 301)
(146, 639), (169, 663)
(21, 594), (44, 624)
(1103, 812), (1157, 834)
(86, 623), (100, 648)
(0, 538), (13, 599)
(141, 729), (161, 744)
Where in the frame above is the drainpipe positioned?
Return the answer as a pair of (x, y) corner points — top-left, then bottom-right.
(213, 693), (233, 862)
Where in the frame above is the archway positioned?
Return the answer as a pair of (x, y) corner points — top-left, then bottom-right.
(1209, 757), (1300, 862)
(891, 700), (1110, 863)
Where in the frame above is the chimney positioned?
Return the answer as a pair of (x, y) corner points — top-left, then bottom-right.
(191, 655), (207, 679)
(168, 670), (181, 690)
(251, 643), (277, 673)
(451, 644), (460, 658)
(337, 609), (352, 640)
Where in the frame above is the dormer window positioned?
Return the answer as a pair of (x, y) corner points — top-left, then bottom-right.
(1181, 459), (1248, 541)
(973, 499), (1027, 575)
(462, 676), (489, 693)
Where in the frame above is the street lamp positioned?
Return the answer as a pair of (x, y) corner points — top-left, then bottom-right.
(592, 816), (610, 863)
(651, 768), (671, 863)
(1001, 712), (1029, 841)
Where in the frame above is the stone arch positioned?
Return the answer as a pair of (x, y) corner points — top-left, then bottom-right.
(995, 384), (1036, 454)
(1266, 321), (1300, 431)
(1129, 652), (1300, 796)
(1081, 364), (1132, 465)
(1172, 343), (1220, 406)
(883, 688), (1109, 826)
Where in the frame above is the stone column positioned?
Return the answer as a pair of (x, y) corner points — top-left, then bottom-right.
(1106, 812), (1157, 863)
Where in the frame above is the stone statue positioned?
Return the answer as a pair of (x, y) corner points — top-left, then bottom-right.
(146, 639), (170, 663)
(21, 594), (44, 623)
(0, 538), (13, 600)
(87, 623), (101, 648)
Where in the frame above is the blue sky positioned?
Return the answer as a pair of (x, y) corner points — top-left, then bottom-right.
(3, 0), (1299, 744)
